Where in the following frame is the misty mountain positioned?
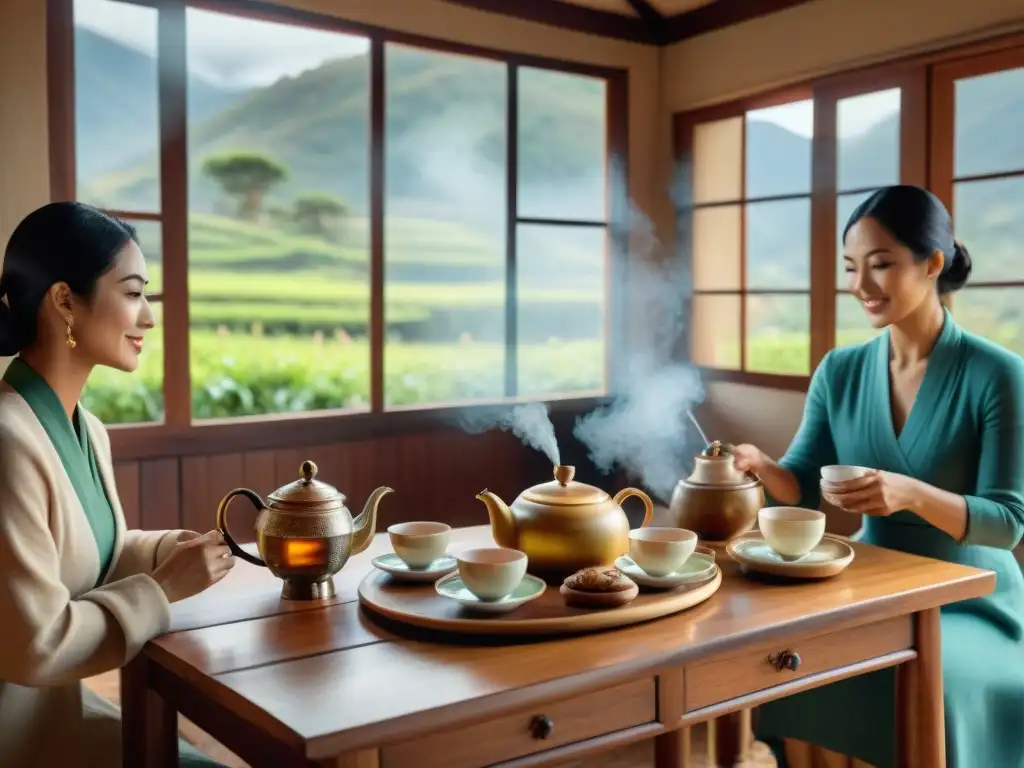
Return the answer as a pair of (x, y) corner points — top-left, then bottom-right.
(77, 28), (1022, 303)
(79, 40), (606, 220)
(74, 27), (249, 183)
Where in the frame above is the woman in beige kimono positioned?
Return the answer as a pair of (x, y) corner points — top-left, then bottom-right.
(0, 202), (235, 767)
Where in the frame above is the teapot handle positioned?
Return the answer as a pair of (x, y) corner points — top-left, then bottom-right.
(215, 488), (268, 568)
(613, 487), (654, 528)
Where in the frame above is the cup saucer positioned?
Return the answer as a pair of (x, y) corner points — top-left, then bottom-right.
(435, 572), (546, 614)
(614, 551), (716, 589)
(727, 532), (854, 579)
(371, 552), (457, 583)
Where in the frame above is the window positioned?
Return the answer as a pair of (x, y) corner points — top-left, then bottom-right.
(935, 52), (1024, 357)
(383, 55), (609, 407)
(383, 45), (506, 407)
(834, 87), (902, 348)
(73, 0), (165, 424)
(676, 39), (1024, 385)
(184, 8), (371, 419)
(57, 0), (625, 428)
(516, 68), (608, 399)
(683, 97), (814, 378)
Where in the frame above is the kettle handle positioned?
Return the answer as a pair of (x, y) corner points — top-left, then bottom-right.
(215, 488), (268, 568)
(613, 487), (654, 528)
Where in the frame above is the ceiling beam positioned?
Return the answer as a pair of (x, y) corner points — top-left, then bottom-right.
(439, 0), (820, 46)
(624, 0), (670, 45)
(441, 0), (659, 44)
(663, 0), (818, 44)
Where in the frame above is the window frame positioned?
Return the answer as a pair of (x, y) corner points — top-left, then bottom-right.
(672, 30), (1024, 392)
(674, 85), (816, 391)
(47, 0), (630, 459)
(929, 45), (1024, 314)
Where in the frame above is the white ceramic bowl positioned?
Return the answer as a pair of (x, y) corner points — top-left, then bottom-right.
(627, 527), (698, 577)
(758, 507), (826, 558)
(387, 521), (451, 569)
(820, 465), (871, 484)
(456, 547), (527, 601)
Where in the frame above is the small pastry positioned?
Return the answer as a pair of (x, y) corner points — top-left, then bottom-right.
(564, 566), (636, 593)
(561, 566), (639, 608)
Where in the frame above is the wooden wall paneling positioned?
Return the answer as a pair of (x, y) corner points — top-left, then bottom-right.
(206, 453), (249, 541)
(274, 447), (307, 489)
(180, 456), (213, 536)
(139, 458), (182, 531)
(455, 430), (494, 528)
(386, 433), (423, 530)
(242, 449), (277, 497)
(113, 461), (142, 530)
(341, 438), (378, 526)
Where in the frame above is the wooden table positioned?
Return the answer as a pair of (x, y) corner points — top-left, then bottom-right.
(122, 526), (993, 768)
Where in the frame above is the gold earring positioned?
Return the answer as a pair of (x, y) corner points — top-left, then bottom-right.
(66, 324), (77, 349)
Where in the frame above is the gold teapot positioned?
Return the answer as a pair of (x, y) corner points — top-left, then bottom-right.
(476, 465), (654, 582)
(666, 441), (763, 542)
(216, 460), (393, 600)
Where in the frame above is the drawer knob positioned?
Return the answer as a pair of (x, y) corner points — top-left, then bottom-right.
(766, 650), (801, 672)
(530, 715), (554, 740)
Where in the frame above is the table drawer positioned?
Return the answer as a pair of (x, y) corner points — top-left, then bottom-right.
(380, 677), (656, 768)
(684, 616), (912, 711)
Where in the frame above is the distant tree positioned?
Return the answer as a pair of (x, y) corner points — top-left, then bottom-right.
(293, 192), (347, 239)
(201, 151), (288, 221)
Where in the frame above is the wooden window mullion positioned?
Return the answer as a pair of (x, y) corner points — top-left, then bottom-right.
(157, 0), (191, 428)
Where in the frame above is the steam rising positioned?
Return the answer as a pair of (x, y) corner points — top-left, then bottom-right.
(439, 131), (708, 498)
(572, 196), (706, 502)
(457, 402), (561, 467)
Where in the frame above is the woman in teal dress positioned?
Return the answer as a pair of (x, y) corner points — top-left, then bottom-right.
(0, 203), (233, 767)
(731, 185), (1024, 768)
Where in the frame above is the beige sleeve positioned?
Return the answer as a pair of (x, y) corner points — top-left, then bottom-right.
(80, 411), (186, 579)
(108, 529), (185, 579)
(0, 432), (171, 688)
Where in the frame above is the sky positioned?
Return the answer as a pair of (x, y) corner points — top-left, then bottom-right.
(74, 0), (900, 136)
(73, 0), (369, 89)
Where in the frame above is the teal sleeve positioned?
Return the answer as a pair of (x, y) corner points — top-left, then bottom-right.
(777, 352), (838, 509)
(961, 358), (1024, 549)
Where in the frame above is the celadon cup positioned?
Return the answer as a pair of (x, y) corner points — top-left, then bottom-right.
(456, 547), (527, 601)
(758, 507), (826, 558)
(387, 521), (451, 569)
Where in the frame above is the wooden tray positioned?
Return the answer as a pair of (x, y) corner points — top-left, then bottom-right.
(357, 566), (722, 637)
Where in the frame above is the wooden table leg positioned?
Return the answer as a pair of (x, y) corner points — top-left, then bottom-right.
(654, 726), (691, 767)
(121, 654), (178, 768)
(897, 608), (944, 768)
(707, 711), (746, 766)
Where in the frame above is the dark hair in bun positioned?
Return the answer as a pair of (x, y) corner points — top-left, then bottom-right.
(0, 202), (136, 357)
(941, 240), (973, 294)
(843, 184), (971, 295)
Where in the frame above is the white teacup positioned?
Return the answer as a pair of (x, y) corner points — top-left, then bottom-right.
(758, 507), (826, 559)
(821, 465), (871, 484)
(388, 521), (451, 569)
(628, 527), (698, 577)
(457, 547), (527, 601)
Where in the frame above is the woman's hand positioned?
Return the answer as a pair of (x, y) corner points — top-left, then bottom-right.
(730, 443), (765, 475)
(152, 530), (235, 603)
(822, 470), (922, 517)
(176, 530), (202, 543)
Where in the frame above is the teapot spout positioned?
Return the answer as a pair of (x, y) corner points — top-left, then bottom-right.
(350, 486), (394, 556)
(475, 489), (516, 549)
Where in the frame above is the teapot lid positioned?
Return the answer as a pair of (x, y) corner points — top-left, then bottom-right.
(267, 460), (347, 513)
(687, 441), (758, 488)
(522, 465), (609, 506)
